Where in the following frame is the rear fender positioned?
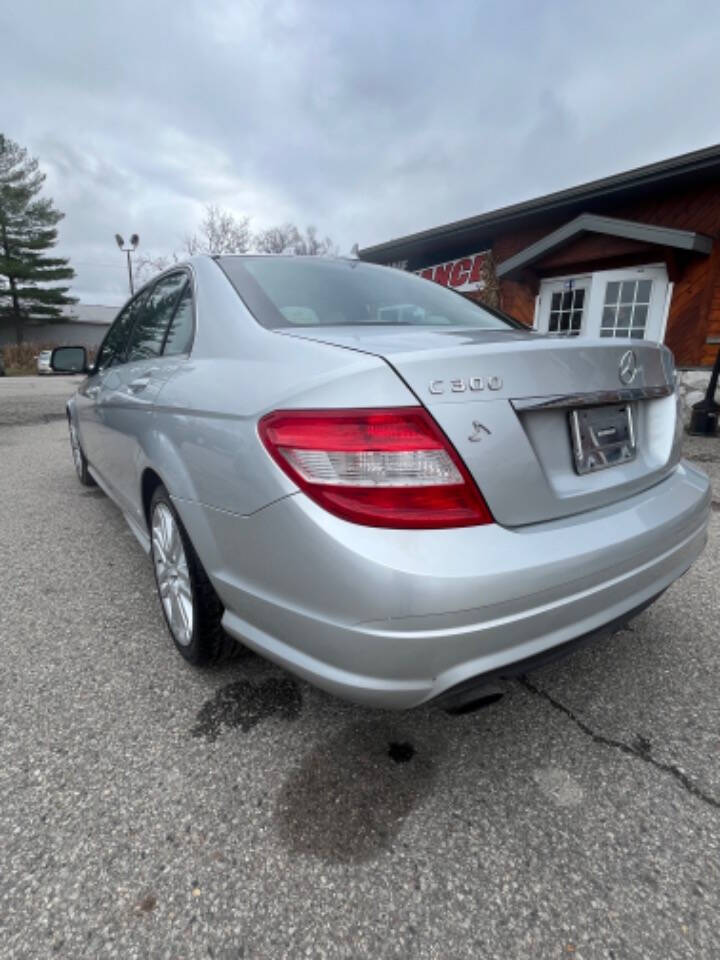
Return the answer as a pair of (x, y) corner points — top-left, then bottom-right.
(149, 351), (418, 518)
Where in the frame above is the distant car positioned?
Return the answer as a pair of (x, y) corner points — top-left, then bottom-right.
(36, 350), (52, 375)
(52, 255), (710, 711)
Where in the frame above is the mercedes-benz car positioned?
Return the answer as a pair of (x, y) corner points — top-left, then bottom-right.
(52, 255), (710, 711)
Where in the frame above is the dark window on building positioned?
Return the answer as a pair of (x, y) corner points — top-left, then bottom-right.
(548, 288), (585, 336)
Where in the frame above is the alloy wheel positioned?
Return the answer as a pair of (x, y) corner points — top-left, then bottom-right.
(151, 502), (194, 646)
(69, 420), (84, 479)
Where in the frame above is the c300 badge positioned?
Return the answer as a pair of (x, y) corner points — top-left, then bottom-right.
(428, 376), (503, 395)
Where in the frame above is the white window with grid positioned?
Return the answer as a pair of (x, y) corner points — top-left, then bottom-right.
(600, 279), (652, 338)
(536, 265), (669, 343)
(548, 286), (586, 336)
(536, 276), (591, 336)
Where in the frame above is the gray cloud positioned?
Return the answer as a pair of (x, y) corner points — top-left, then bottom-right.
(3, 0), (720, 304)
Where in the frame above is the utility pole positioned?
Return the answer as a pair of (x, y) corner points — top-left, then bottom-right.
(114, 233), (139, 295)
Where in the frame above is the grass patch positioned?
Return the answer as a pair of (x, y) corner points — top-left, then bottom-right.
(1, 342), (96, 376)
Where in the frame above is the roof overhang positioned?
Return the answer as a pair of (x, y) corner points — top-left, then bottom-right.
(497, 213), (713, 279)
(359, 143), (720, 267)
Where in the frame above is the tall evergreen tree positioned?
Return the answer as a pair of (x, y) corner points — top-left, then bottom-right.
(0, 134), (75, 344)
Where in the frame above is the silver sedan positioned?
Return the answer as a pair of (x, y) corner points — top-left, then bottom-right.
(53, 255), (710, 710)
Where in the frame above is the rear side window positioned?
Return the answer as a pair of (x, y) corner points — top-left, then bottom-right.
(95, 299), (140, 369)
(126, 272), (187, 362)
(163, 283), (194, 356)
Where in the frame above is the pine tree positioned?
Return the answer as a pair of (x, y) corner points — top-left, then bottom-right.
(0, 134), (75, 344)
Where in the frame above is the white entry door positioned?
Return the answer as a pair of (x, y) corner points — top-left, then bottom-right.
(537, 265), (670, 342)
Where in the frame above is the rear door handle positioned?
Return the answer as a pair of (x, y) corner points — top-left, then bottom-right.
(85, 385), (100, 399)
(128, 377), (151, 393)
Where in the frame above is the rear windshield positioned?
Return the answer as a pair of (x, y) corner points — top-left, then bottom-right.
(218, 256), (517, 330)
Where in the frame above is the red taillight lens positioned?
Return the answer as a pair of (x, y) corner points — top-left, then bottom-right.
(258, 407), (493, 528)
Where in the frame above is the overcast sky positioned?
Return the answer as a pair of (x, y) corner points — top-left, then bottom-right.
(4, 0), (720, 304)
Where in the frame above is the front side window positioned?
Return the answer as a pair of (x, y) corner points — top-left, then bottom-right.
(126, 272), (188, 361)
(218, 256), (518, 331)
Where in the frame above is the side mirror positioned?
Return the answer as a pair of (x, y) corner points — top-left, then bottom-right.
(51, 346), (88, 374)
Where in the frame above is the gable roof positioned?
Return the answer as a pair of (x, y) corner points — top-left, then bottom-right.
(496, 213), (713, 278)
(359, 143), (720, 267)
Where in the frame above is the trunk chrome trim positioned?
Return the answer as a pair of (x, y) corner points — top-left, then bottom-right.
(511, 384), (673, 411)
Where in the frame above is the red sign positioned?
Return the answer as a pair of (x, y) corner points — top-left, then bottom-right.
(416, 251), (489, 292)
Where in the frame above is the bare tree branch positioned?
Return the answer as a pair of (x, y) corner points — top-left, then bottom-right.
(133, 207), (338, 289)
(134, 252), (178, 285)
(183, 204), (251, 256)
(252, 222), (338, 256)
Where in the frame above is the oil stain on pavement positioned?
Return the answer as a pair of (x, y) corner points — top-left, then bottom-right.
(191, 677), (302, 742)
(388, 741), (415, 763)
(274, 721), (435, 863)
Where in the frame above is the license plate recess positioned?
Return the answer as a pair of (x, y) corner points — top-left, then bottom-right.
(569, 404), (636, 475)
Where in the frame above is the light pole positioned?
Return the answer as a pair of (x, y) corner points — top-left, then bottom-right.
(115, 233), (139, 295)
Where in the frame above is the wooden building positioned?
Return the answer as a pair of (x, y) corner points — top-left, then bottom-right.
(360, 144), (720, 370)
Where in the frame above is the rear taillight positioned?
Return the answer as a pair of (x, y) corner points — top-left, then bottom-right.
(258, 407), (493, 528)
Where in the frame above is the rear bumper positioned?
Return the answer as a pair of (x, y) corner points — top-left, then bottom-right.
(431, 590), (665, 712)
(176, 460), (710, 709)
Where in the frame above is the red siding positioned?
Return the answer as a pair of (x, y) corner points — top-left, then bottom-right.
(534, 234), (655, 271)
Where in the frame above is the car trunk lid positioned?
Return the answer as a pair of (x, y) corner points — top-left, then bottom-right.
(279, 327), (680, 526)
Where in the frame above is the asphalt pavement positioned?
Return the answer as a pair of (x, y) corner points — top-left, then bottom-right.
(0, 374), (84, 426)
(1, 377), (720, 960)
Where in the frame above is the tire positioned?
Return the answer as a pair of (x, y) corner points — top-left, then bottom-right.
(68, 415), (96, 487)
(149, 484), (239, 665)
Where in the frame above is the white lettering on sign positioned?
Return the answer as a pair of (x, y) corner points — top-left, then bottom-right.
(415, 251), (490, 292)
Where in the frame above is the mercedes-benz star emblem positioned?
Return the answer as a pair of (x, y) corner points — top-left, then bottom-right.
(618, 349), (638, 385)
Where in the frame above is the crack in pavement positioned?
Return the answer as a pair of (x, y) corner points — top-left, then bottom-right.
(686, 453), (720, 464)
(518, 675), (720, 812)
